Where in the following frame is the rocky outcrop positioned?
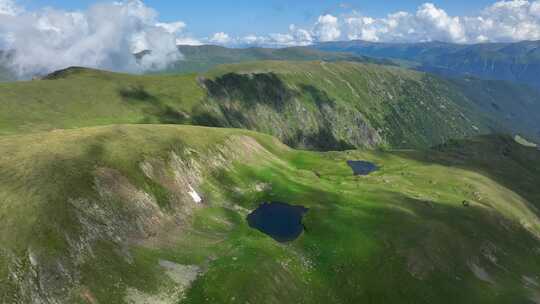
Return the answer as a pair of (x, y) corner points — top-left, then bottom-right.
(1, 134), (272, 303)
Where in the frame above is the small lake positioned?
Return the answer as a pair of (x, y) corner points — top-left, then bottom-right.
(347, 160), (379, 176)
(247, 202), (308, 243)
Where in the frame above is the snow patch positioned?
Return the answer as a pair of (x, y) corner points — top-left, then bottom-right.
(188, 185), (202, 203)
(469, 262), (494, 284)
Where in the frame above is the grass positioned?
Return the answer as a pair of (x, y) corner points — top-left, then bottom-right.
(2, 61), (537, 150)
(158, 45), (392, 74)
(201, 61), (500, 148)
(0, 67), (204, 135)
(1, 124), (539, 303)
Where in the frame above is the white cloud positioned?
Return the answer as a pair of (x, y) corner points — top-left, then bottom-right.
(175, 37), (202, 46)
(155, 21), (186, 34)
(288, 24), (314, 45)
(209, 32), (231, 44)
(465, 0), (540, 42)
(225, 0), (540, 47)
(343, 1), (540, 43)
(0, 0), (187, 78)
(156, 21), (201, 46)
(416, 3), (466, 42)
(3, 0), (540, 74)
(210, 24), (313, 48)
(313, 14), (341, 42)
(0, 0), (21, 16)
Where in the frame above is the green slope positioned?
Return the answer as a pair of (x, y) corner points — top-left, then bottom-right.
(1, 61), (539, 150)
(1, 124), (539, 303)
(199, 61), (498, 149)
(447, 77), (540, 141)
(157, 45), (392, 74)
(0, 67), (205, 135)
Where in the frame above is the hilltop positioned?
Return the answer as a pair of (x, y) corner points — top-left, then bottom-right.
(1, 124), (539, 303)
(1, 61), (539, 150)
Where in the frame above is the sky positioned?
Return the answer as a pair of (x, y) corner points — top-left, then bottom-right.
(1, 0), (540, 77)
(19, 0), (498, 37)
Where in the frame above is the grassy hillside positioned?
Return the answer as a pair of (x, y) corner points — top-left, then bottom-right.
(156, 45), (392, 74)
(1, 61), (539, 149)
(1, 124), (539, 303)
(0, 63), (484, 150)
(0, 67), (205, 135)
(448, 77), (540, 141)
(198, 61), (498, 149)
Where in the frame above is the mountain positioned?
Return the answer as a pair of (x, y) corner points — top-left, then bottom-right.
(199, 61), (495, 149)
(2, 62), (539, 151)
(1, 124), (539, 303)
(447, 77), (540, 141)
(1, 51), (540, 303)
(314, 40), (540, 88)
(159, 45), (393, 74)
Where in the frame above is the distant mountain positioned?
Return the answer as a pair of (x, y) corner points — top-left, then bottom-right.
(314, 40), (540, 88)
(448, 77), (540, 141)
(158, 45), (393, 74)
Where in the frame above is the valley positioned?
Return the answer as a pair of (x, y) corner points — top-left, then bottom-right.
(1, 125), (539, 303)
(0, 38), (539, 304)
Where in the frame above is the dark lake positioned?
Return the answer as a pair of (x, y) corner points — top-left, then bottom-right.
(347, 160), (379, 176)
(247, 202), (308, 243)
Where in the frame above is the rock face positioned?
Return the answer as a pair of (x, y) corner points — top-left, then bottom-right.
(0, 126), (268, 303)
(195, 72), (381, 151)
(3, 157), (205, 303)
(194, 62), (491, 150)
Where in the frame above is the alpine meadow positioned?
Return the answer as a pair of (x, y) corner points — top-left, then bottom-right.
(0, 1), (540, 303)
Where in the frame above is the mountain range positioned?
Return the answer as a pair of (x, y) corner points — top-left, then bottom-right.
(315, 40), (540, 89)
(1, 42), (540, 304)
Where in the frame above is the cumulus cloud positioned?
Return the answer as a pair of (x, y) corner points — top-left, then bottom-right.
(3, 0), (540, 75)
(0, 0), (191, 78)
(313, 14), (341, 42)
(209, 32), (231, 44)
(344, 0), (540, 43)
(155, 21), (186, 34)
(217, 0), (540, 47)
(207, 24), (313, 47)
(0, 0), (20, 16)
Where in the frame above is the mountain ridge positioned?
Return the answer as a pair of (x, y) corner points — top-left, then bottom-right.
(314, 40), (540, 88)
(1, 60), (539, 149)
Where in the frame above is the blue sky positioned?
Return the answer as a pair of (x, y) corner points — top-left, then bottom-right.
(21, 0), (497, 37)
(2, 0), (539, 76)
